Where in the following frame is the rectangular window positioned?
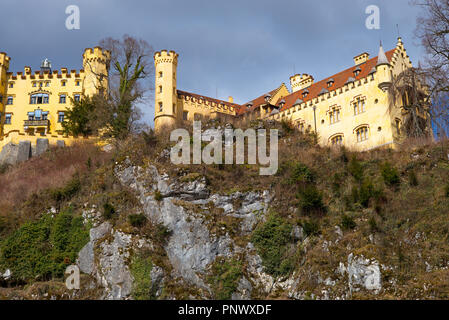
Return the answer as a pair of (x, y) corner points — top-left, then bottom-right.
(0, 95), (3, 103)
(74, 94), (81, 102)
(6, 96), (13, 105)
(34, 109), (42, 120)
(9, 83), (13, 88)
(159, 86), (162, 93)
(46, 82), (50, 87)
(76, 80), (80, 86)
(5, 114), (11, 124)
(58, 112), (65, 123)
(159, 72), (163, 78)
(183, 111), (188, 121)
(159, 102), (163, 112)
(353, 98), (366, 115)
(60, 95), (66, 104)
(62, 81), (66, 87)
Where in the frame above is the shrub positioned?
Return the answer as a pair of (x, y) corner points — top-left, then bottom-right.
(301, 220), (320, 237)
(0, 163), (10, 175)
(51, 176), (81, 202)
(207, 257), (243, 300)
(154, 190), (163, 201)
(280, 119), (294, 135)
(359, 179), (375, 208)
(331, 173), (342, 195)
(408, 170), (418, 186)
(381, 162), (400, 187)
(128, 214), (147, 228)
(130, 253), (154, 300)
(348, 156), (364, 182)
(251, 214), (294, 277)
(369, 216), (379, 233)
(340, 214), (356, 230)
(103, 202), (116, 220)
(298, 185), (326, 215)
(290, 162), (315, 184)
(0, 210), (89, 282)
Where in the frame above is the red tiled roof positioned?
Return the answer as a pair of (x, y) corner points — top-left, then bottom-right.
(177, 90), (242, 111)
(235, 88), (280, 115)
(274, 49), (395, 112)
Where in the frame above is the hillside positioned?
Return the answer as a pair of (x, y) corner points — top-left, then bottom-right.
(0, 121), (448, 300)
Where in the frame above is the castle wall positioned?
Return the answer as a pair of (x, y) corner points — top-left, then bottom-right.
(0, 47), (109, 153)
(268, 73), (395, 151)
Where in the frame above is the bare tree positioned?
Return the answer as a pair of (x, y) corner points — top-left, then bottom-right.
(388, 67), (433, 139)
(414, 0), (449, 137)
(84, 34), (154, 139)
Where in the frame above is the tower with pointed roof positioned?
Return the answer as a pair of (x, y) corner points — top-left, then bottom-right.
(376, 42), (393, 92)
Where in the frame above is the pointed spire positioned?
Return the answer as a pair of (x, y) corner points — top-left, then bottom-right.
(377, 41), (390, 66)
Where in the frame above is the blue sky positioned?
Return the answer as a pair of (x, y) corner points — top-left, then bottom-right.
(0, 0), (425, 127)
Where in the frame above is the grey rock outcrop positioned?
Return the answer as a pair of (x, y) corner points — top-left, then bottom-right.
(77, 222), (134, 300)
(35, 138), (49, 156)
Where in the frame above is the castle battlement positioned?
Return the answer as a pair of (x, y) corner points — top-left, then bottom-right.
(154, 50), (178, 66)
(7, 68), (85, 80)
(83, 47), (111, 64)
(0, 52), (10, 68)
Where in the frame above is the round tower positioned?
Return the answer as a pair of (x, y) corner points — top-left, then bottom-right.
(0, 52), (10, 135)
(82, 47), (111, 97)
(154, 50), (178, 132)
(376, 42), (392, 92)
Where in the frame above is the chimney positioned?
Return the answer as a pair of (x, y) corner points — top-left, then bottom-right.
(290, 74), (314, 93)
(354, 52), (370, 65)
(228, 96), (234, 103)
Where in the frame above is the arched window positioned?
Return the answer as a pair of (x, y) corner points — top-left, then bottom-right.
(30, 93), (49, 104)
(331, 135), (343, 146)
(356, 126), (369, 142)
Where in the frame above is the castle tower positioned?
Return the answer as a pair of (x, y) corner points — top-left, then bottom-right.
(154, 50), (178, 131)
(376, 42), (392, 92)
(290, 74), (314, 93)
(0, 52), (10, 136)
(82, 47), (111, 97)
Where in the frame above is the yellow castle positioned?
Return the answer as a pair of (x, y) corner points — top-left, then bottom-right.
(0, 47), (110, 153)
(154, 38), (429, 151)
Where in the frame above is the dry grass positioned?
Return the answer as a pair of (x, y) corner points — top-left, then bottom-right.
(0, 142), (112, 233)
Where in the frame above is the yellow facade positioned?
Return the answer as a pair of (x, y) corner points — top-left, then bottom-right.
(0, 47), (110, 151)
(154, 38), (429, 151)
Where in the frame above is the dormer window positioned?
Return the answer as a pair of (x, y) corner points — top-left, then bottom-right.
(246, 102), (253, 109)
(353, 67), (361, 77)
(302, 89), (309, 98)
(279, 99), (286, 108)
(264, 94), (271, 103)
(327, 78), (334, 88)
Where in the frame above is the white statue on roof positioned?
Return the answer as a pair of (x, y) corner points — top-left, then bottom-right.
(41, 58), (52, 69)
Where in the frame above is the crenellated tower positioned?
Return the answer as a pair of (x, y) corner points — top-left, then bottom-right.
(0, 52), (10, 136)
(154, 50), (178, 131)
(82, 47), (111, 97)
